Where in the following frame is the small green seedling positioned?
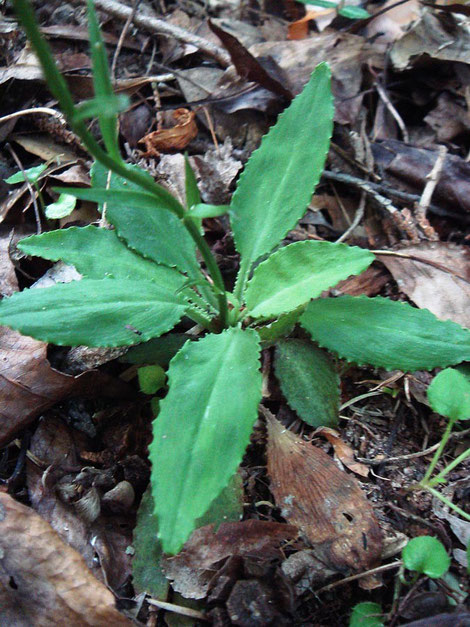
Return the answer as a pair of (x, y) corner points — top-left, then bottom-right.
(349, 601), (384, 627)
(6, 0), (470, 554)
(402, 536), (451, 581)
(419, 366), (470, 520)
(296, 0), (370, 20)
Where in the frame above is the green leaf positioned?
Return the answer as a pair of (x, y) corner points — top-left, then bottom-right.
(0, 279), (188, 347)
(338, 5), (370, 18)
(184, 155), (201, 209)
(245, 241), (374, 318)
(275, 339), (339, 427)
(18, 226), (186, 290)
(132, 486), (169, 599)
(301, 296), (470, 371)
(402, 536), (450, 578)
(72, 94), (129, 122)
(44, 193), (76, 219)
(5, 163), (47, 185)
(231, 63), (334, 297)
(427, 368), (470, 422)
(188, 204), (230, 219)
(349, 602), (384, 627)
(122, 333), (189, 366)
(138, 365), (166, 395)
(150, 327), (262, 554)
(255, 307), (304, 344)
(295, 0), (337, 5)
(86, 0), (120, 160)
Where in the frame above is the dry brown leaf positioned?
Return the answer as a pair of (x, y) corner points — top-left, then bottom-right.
(266, 412), (383, 584)
(314, 426), (369, 477)
(0, 492), (131, 626)
(138, 108), (198, 156)
(163, 520), (297, 599)
(380, 242), (470, 328)
(0, 327), (130, 446)
(288, 10), (335, 40)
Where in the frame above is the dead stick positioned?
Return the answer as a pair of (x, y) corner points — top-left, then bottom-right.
(90, 0), (231, 68)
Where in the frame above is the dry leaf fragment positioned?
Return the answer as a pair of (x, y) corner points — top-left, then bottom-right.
(0, 327), (130, 446)
(163, 520), (297, 599)
(314, 426), (369, 477)
(138, 108), (198, 156)
(0, 492), (131, 626)
(265, 411), (383, 581)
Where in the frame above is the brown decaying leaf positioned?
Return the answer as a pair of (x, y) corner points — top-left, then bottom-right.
(0, 492), (131, 626)
(288, 10), (335, 40)
(266, 412), (383, 584)
(314, 426), (369, 477)
(163, 520), (297, 599)
(0, 327), (131, 446)
(380, 242), (470, 329)
(138, 108), (198, 156)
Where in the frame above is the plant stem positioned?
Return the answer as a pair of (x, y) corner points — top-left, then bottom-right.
(430, 446), (470, 486)
(426, 486), (470, 521)
(185, 306), (216, 331)
(421, 419), (454, 485)
(14, 0), (230, 327)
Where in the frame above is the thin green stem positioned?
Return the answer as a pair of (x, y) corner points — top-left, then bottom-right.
(421, 419), (454, 485)
(426, 486), (470, 521)
(430, 446), (470, 486)
(14, 0), (229, 326)
(183, 216), (228, 329)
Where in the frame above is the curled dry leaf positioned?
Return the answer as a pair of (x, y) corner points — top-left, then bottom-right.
(314, 426), (369, 477)
(0, 492), (131, 626)
(138, 108), (198, 156)
(162, 520), (297, 599)
(0, 326), (130, 446)
(265, 411), (383, 584)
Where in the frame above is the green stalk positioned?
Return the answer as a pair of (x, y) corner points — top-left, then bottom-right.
(430, 446), (470, 486)
(426, 486), (470, 521)
(421, 419), (454, 485)
(13, 0), (229, 328)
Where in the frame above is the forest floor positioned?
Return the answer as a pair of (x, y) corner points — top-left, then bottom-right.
(0, 0), (469, 625)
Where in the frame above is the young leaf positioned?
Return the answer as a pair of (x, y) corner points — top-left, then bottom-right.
(44, 193), (76, 219)
(72, 94), (129, 122)
(349, 602), (384, 627)
(275, 339), (339, 427)
(245, 241), (374, 318)
(188, 204), (230, 219)
(138, 365), (166, 395)
(5, 163), (47, 185)
(255, 307), (305, 343)
(86, 0), (120, 160)
(150, 327), (262, 554)
(0, 279), (188, 347)
(18, 226), (187, 290)
(301, 296), (470, 371)
(338, 5), (370, 19)
(427, 368), (470, 422)
(402, 536), (450, 578)
(231, 63), (334, 297)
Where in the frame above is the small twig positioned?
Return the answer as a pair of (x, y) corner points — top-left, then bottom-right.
(415, 145), (447, 240)
(147, 598), (208, 621)
(90, 0), (231, 67)
(372, 249), (470, 284)
(335, 190), (366, 243)
(110, 0), (141, 81)
(375, 82), (409, 143)
(0, 106), (66, 126)
(314, 561), (402, 594)
(6, 143), (42, 234)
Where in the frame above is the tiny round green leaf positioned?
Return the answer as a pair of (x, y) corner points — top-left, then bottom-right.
(138, 365), (166, 395)
(427, 368), (470, 422)
(402, 536), (450, 578)
(349, 602), (384, 627)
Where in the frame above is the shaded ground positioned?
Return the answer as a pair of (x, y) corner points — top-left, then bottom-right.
(0, 0), (469, 625)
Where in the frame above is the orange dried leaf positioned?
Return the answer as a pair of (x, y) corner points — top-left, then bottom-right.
(265, 410), (383, 579)
(288, 10), (335, 40)
(315, 426), (369, 477)
(138, 108), (198, 156)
